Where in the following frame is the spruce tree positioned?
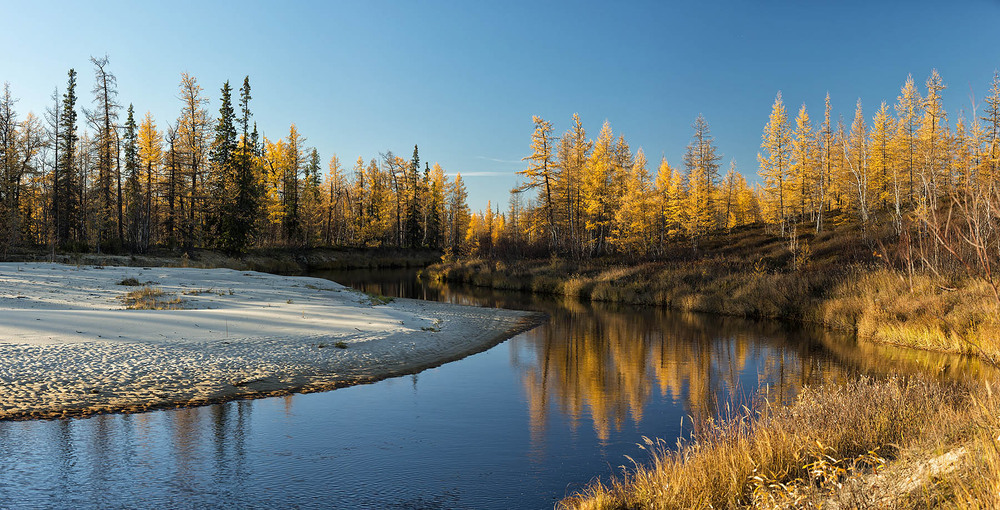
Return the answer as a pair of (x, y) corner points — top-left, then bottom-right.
(56, 69), (80, 247)
(404, 144), (422, 248)
(123, 105), (142, 251)
(210, 81), (243, 252)
(233, 77), (263, 251)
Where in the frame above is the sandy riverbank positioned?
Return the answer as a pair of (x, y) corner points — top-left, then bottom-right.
(0, 263), (542, 420)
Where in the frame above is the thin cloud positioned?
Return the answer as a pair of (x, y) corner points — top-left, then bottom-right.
(475, 156), (522, 165)
(447, 171), (512, 177)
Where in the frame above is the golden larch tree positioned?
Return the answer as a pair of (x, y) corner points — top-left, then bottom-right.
(895, 74), (923, 206)
(758, 91), (792, 233)
(137, 111), (162, 247)
(918, 69), (948, 203)
(845, 99), (871, 224)
(583, 120), (615, 254)
(517, 116), (557, 247)
(790, 104), (818, 221)
(869, 101), (896, 212)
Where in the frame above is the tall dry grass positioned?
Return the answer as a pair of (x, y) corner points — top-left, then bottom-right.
(559, 377), (971, 509)
(947, 382), (1000, 508)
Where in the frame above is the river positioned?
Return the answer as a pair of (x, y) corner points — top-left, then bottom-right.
(0, 268), (984, 509)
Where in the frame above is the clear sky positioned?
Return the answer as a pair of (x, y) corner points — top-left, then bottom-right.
(2, 0), (999, 210)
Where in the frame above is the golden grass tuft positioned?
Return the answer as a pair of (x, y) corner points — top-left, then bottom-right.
(121, 286), (184, 310)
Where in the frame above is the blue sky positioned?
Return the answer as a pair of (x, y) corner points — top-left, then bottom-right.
(2, 0), (999, 210)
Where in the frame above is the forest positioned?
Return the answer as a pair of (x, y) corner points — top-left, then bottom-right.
(0, 57), (473, 256)
(481, 69), (1000, 270)
(2, 61), (999, 282)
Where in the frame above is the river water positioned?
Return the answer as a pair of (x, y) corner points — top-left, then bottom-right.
(0, 268), (984, 509)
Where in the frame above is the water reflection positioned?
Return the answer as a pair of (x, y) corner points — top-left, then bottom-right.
(517, 308), (826, 443)
(321, 268), (986, 443)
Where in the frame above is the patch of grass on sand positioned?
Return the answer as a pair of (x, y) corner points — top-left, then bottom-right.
(121, 286), (184, 310)
(362, 291), (394, 306)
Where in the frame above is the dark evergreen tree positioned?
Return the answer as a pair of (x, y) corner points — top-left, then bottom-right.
(0, 83), (18, 250)
(404, 144), (422, 248)
(122, 104), (142, 250)
(423, 162), (442, 249)
(304, 147), (322, 245)
(230, 78), (264, 252)
(56, 69), (80, 248)
(281, 126), (303, 245)
(306, 148), (321, 189)
(209, 80), (245, 252)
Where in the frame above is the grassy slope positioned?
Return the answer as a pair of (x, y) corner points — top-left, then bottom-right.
(425, 221), (1000, 361)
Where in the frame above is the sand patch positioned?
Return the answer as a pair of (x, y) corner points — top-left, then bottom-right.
(0, 263), (541, 420)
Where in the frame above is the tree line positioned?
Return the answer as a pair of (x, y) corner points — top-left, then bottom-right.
(466, 69), (1000, 264)
(3, 63), (998, 264)
(0, 57), (472, 255)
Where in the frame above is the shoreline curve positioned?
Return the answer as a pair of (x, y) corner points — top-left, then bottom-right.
(0, 263), (545, 421)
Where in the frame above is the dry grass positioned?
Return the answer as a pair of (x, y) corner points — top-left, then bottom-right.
(559, 377), (974, 509)
(423, 226), (1000, 360)
(120, 286), (184, 310)
(360, 291), (394, 306)
(945, 383), (1000, 508)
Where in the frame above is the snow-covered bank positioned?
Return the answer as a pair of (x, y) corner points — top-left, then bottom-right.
(0, 263), (541, 420)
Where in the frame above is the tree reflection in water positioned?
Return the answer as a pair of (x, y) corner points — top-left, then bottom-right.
(319, 267), (990, 445)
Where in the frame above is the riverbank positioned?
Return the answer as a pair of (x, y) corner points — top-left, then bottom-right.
(423, 257), (1000, 363)
(423, 242), (1000, 505)
(0, 263), (541, 420)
